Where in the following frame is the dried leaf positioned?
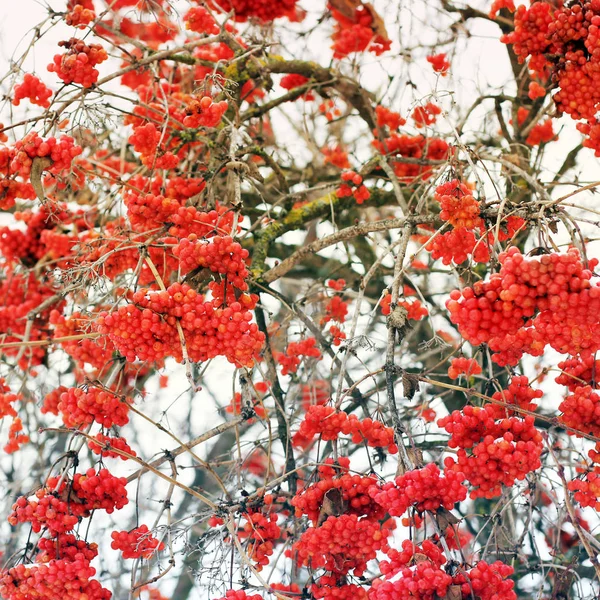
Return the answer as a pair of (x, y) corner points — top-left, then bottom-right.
(329, 0), (362, 20)
(443, 585), (463, 600)
(409, 552), (429, 565)
(548, 220), (559, 234)
(31, 156), (53, 202)
(436, 507), (460, 530)
(402, 372), (421, 400)
(364, 3), (389, 40)
(317, 488), (348, 526)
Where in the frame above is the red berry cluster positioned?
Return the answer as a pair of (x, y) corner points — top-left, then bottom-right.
(491, 376), (542, 414)
(280, 73), (315, 101)
(372, 133), (450, 182)
(206, 0), (298, 22)
(183, 95), (228, 128)
(128, 123), (179, 170)
(292, 471), (384, 524)
(13, 74), (53, 108)
(412, 102), (442, 128)
(434, 179), (483, 230)
(381, 294), (429, 321)
(184, 6), (219, 34)
(292, 404), (398, 453)
(446, 247), (600, 365)
(426, 53), (451, 75)
(447, 357), (482, 380)
(322, 144), (351, 169)
(294, 514), (391, 576)
(369, 463), (467, 516)
(55, 386), (130, 428)
(336, 170), (370, 204)
(50, 310), (116, 370)
(559, 385), (600, 437)
(70, 468), (129, 514)
(214, 591), (262, 600)
(239, 511), (281, 569)
(11, 131), (82, 178)
(439, 405), (543, 498)
(274, 337), (322, 375)
(65, 0), (96, 28)
(568, 469), (600, 509)
(174, 235), (250, 288)
(88, 433), (137, 460)
(47, 38), (108, 88)
(97, 283), (265, 367)
(0, 552), (110, 600)
(330, 4), (391, 59)
(111, 525), (165, 559)
(556, 355), (600, 391)
(9, 489), (79, 534)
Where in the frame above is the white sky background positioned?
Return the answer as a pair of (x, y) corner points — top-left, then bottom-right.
(0, 0), (600, 597)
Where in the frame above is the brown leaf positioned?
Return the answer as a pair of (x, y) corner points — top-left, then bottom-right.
(443, 585), (463, 600)
(402, 372), (421, 400)
(329, 0), (362, 20)
(317, 488), (348, 526)
(409, 552), (429, 565)
(31, 156), (53, 202)
(436, 507), (460, 530)
(364, 3), (389, 40)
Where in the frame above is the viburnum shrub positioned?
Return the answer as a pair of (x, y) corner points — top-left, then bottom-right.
(0, 0), (599, 598)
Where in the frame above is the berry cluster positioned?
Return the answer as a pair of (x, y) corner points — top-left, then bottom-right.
(412, 102), (442, 128)
(434, 179), (482, 230)
(174, 235), (249, 288)
(446, 247), (600, 365)
(330, 4), (391, 59)
(559, 385), (600, 437)
(47, 38), (108, 87)
(294, 514), (391, 576)
(183, 95), (228, 128)
(11, 131), (82, 178)
(206, 0), (299, 22)
(381, 294), (429, 321)
(184, 6), (220, 34)
(55, 386), (130, 428)
(88, 433), (137, 460)
(292, 404), (398, 453)
(447, 357), (482, 380)
(111, 525), (165, 559)
(336, 170), (370, 204)
(439, 405), (543, 498)
(240, 511), (281, 569)
(274, 337), (322, 375)
(292, 471), (384, 524)
(426, 53), (451, 75)
(369, 463), (467, 516)
(97, 283), (265, 367)
(13, 74), (53, 108)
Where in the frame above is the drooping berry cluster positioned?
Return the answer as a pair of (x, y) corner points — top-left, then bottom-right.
(446, 247), (600, 365)
(97, 283), (265, 367)
(439, 404), (543, 498)
(336, 171), (370, 204)
(293, 514), (391, 576)
(447, 357), (482, 380)
(292, 404), (398, 453)
(54, 386), (130, 428)
(13, 74), (53, 108)
(368, 463), (467, 516)
(47, 38), (108, 87)
(111, 525), (165, 559)
(274, 337), (322, 375)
